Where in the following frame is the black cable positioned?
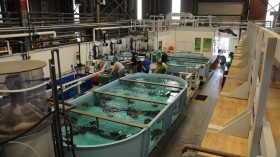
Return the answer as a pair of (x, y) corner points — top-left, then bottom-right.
(0, 111), (54, 146)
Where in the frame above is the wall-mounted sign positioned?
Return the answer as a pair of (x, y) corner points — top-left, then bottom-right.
(195, 38), (201, 52)
(203, 38), (212, 52)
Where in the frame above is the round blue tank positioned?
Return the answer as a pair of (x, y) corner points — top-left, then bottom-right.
(167, 54), (211, 77)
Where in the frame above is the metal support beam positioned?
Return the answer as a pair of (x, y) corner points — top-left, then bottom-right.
(93, 90), (168, 105)
(69, 109), (148, 128)
(96, 0), (100, 23)
(102, 0), (131, 22)
(119, 78), (184, 89)
(102, 0), (125, 21)
(101, 0), (115, 13)
(112, 0), (132, 19)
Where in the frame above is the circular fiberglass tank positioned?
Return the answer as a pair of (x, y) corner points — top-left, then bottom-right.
(167, 54), (211, 77)
(0, 60), (49, 135)
(64, 73), (187, 157)
(0, 60), (54, 157)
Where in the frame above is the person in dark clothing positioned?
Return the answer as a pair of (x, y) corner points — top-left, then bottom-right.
(131, 52), (138, 73)
(142, 56), (151, 73)
(161, 51), (169, 63)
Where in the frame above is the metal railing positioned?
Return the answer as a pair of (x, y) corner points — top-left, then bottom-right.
(0, 11), (128, 27)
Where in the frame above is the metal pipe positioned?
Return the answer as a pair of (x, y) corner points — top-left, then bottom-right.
(49, 53), (64, 157)
(26, 0), (30, 12)
(0, 31), (56, 39)
(0, 22), (118, 32)
(181, 144), (241, 157)
(102, 0), (125, 22)
(78, 42), (81, 66)
(93, 28), (96, 42)
(94, 25), (149, 30)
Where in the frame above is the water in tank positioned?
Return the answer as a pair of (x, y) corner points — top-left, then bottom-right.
(63, 74), (187, 157)
(0, 60), (49, 136)
(167, 54), (211, 77)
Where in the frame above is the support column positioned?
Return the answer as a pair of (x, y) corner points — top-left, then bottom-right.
(248, 37), (277, 157)
(88, 0), (94, 19)
(96, 0), (100, 23)
(19, 0), (28, 27)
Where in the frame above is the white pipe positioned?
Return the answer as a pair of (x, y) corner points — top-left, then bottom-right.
(0, 82), (47, 93)
(0, 31), (56, 39)
(63, 69), (104, 87)
(93, 28), (96, 42)
(26, 0), (30, 12)
(63, 61), (108, 87)
(94, 25), (148, 30)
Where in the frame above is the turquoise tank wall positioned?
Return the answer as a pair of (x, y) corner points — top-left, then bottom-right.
(167, 54), (211, 77)
(65, 73), (187, 157)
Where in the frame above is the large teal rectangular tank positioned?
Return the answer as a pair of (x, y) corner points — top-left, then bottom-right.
(64, 73), (187, 157)
(167, 54), (211, 77)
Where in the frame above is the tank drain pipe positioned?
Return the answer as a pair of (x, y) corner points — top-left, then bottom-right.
(182, 144), (241, 157)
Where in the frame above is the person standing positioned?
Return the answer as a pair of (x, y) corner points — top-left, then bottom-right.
(142, 56), (151, 73)
(131, 52), (138, 73)
(146, 50), (152, 60)
(155, 46), (163, 62)
(113, 50), (119, 62)
(161, 51), (168, 63)
(110, 61), (126, 77)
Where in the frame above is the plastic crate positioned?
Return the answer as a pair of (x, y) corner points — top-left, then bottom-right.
(98, 72), (119, 85)
(98, 74), (112, 85)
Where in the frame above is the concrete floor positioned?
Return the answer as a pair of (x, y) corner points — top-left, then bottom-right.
(149, 66), (224, 157)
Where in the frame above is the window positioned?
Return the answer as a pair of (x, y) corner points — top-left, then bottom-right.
(137, 0), (142, 20)
(0, 6), (2, 23)
(172, 0), (181, 19)
(73, 0), (80, 23)
(265, 0), (280, 27)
